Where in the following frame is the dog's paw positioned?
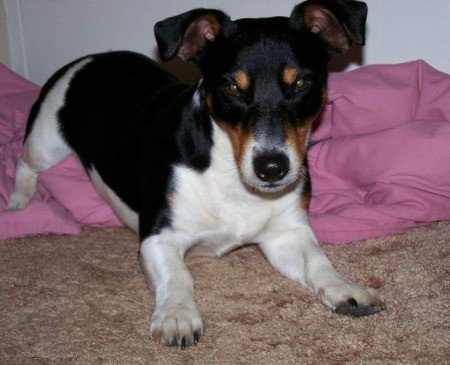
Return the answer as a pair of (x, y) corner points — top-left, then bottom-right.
(150, 303), (203, 349)
(7, 192), (31, 210)
(318, 283), (386, 317)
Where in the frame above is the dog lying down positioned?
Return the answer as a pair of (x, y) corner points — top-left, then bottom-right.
(9, 0), (385, 349)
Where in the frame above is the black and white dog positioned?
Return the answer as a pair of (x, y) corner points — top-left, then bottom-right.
(9, 0), (384, 349)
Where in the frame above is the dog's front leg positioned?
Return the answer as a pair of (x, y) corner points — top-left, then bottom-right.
(258, 218), (385, 316)
(140, 231), (202, 349)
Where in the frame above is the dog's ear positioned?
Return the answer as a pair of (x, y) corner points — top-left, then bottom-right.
(154, 9), (235, 64)
(290, 0), (368, 56)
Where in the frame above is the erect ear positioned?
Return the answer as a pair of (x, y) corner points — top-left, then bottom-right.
(289, 0), (368, 56)
(154, 8), (235, 64)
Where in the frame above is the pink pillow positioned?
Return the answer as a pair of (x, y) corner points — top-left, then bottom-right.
(39, 157), (123, 227)
(2, 61), (449, 243)
(0, 68), (80, 238)
(0, 64), (122, 239)
(309, 60), (450, 243)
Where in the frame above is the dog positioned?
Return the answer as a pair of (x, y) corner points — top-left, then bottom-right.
(9, 0), (384, 350)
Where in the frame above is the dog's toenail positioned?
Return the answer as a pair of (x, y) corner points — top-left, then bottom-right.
(181, 337), (187, 350)
(193, 331), (200, 345)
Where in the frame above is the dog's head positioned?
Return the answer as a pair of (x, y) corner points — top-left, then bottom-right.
(155, 0), (367, 194)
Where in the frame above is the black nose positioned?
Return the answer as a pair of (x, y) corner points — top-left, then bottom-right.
(253, 153), (289, 183)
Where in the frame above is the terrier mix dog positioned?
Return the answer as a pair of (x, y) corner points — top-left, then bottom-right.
(9, 0), (384, 349)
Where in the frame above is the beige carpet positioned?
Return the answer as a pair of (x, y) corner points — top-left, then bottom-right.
(1, 222), (449, 365)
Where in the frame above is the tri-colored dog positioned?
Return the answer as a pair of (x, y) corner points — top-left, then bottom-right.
(9, 0), (384, 349)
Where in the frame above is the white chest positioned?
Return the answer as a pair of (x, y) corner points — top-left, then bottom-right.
(169, 125), (299, 257)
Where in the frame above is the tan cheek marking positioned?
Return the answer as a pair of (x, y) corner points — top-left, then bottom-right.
(205, 91), (252, 171)
(217, 122), (253, 171)
(286, 123), (311, 164)
(299, 89), (329, 211)
(300, 191), (311, 211)
(234, 71), (250, 91)
(282, 66), (299, 85)
(287, 121), (315, 212)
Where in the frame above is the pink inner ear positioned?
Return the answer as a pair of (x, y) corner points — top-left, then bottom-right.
(178, 15), (221, 61)
(303, 5), (350, 54)
(204, 30), (216, 41)
(307, 7), (328, 34)
(196, 18), (219, 42)
(311, 25), (322, 34)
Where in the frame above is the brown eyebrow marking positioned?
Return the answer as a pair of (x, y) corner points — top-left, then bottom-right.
(282, 66), (299, 85)
(234, 71), (251, 90)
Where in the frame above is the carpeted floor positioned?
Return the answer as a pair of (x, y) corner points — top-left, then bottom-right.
(1, 222), (449, 365)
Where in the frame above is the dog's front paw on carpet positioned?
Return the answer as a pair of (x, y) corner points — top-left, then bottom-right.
(150, 304), (203, 349)
(318, 284), (386, 317)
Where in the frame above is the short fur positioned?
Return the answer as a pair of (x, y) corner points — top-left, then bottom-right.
(9, 0), (385, 350)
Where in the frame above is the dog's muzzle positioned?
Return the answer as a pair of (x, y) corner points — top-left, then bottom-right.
(242, 148), (299, 194)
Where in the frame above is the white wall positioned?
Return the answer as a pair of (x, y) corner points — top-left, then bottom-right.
(5, 0), (450, 85)
(0, 0), (12, 68)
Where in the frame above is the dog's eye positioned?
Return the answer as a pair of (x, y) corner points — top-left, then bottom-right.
(223, 83), (241, 97)
(293, 77), (311, 93)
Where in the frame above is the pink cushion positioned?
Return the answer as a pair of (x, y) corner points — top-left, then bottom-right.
(0, 64), (122, 239)
(1, 60), (449, 243)
(309, 60), (450, 243)
(40, 157), (123, 227)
